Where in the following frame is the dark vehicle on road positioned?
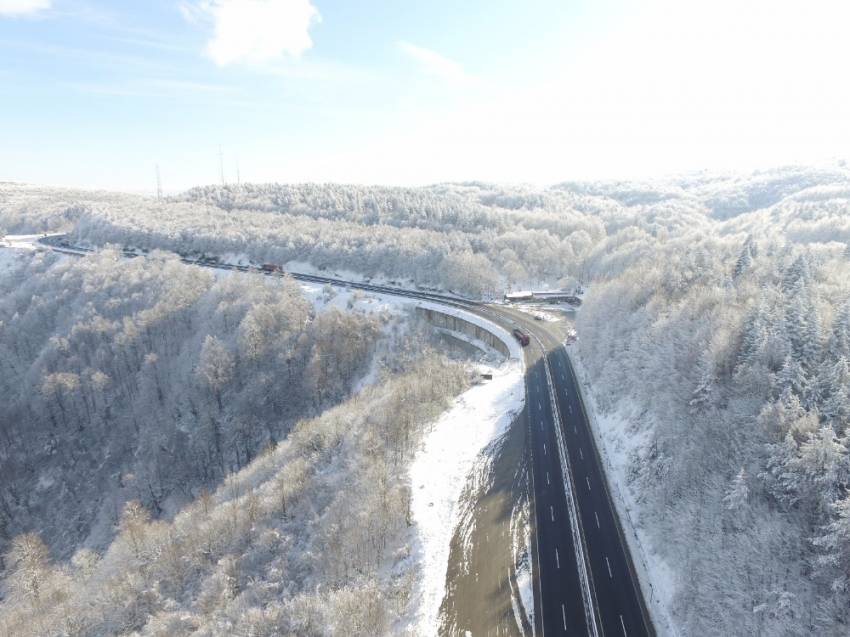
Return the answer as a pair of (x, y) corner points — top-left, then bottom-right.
(512, 328), (530, 346)
(261, 263), (281, 273)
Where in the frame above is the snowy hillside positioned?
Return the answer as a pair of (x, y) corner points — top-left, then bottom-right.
(3, 163), (850, 635)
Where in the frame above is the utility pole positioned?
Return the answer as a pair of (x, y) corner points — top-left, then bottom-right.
(219, 145), (226, 186)
(236, 158), (241, 186)
(155, 163), (162, 200)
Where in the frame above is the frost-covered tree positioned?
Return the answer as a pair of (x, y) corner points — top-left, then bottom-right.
(783, 253), (813, 293)
(118, 500), (151, 562)
(723, 468), (750, 512)
(793, 426), (849, 516)
(821, 358), (850, 428)
(813, 494), (850, 591)
(761, 432), (801, 510)
(829, 300), (850, 358)
(722, 468), (750, 532)
(785, 290), (821, 371)
(775, 354), (808, 400)
(733, 236), (756, 278)
(197, 335), (234, 411)
(4, 533), (51, 609)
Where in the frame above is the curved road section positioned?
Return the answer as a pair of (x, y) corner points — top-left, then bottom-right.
(34, 236), (655, 637)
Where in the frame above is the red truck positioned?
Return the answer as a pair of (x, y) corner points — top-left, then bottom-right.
(512, 328), (530, 347)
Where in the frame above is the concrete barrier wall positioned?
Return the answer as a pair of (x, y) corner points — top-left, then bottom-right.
(416, 306), (511, 359)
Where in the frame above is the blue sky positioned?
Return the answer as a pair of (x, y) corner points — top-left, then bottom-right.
(2, 0), (849, 192)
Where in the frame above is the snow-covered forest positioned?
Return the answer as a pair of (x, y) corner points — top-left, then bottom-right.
(1, 181), (606, 296)
(575, 168), (850, 635)
(0, 245), (471, 635)
(3, 163), (850, 635)
(0, 248), (384, 553)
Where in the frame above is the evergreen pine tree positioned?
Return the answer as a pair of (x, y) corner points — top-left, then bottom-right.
(760, 431), (800, 510)
(734, 239), (754, 278)
(785, 288), (821, 372)
(822, 358), (850, 427)
(783, 253), (812, 293)
(813, 494), (850, 580)
(723, 467), (750, 511)
(829, 299), (850, 359)
(775, 354), (807, 400)
(737, 300), (769, 370)
(794, 426), (849, 517)
(689, 353), (716, 414)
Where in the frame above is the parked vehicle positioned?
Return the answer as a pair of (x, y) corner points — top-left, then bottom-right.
(512, 328), (530, 346)
(261, 263), (281, 273)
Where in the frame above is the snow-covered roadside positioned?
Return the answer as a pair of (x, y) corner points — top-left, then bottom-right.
(407, 357), (524, 635)
(568, 347), (679, 637)
(405, 309), (525, 636)
(2, 233), (50, 250)
(511, 486), (534, 633)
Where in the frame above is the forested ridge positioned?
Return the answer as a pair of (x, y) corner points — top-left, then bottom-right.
(0, 244), (472, 636)
(569, 166), (850, 635)
(3, 163), (850, 634)
(578, 227), (850, 634)
(0, 247), (386, 556)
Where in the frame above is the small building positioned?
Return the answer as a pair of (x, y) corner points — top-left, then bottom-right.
(503, 290), (582, 306)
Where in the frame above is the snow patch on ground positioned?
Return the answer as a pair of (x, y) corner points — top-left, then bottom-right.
(406, 356), (525, 636)
(568, 347), (679, 636)
(298, 280), (409, 318)
(2, 233), (49, 250)
(511, 486), (534, 635)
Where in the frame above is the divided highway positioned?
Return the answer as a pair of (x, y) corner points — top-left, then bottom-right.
(500, 307), (655, 637)
(34, 236), (655, 636)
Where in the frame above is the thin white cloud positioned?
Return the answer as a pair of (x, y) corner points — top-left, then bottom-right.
(182, 0), (320, 66)
(65, 77), (238, 98)
(0, 0), (50, 16)
(398, 41), (466, 82)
